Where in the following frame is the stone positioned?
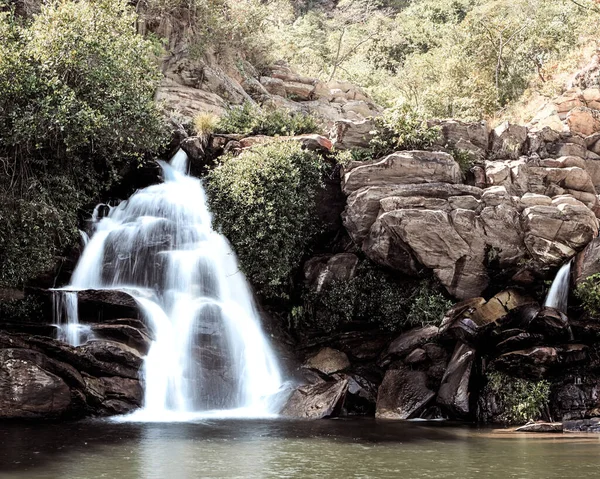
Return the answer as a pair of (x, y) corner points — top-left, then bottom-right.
(515, 422), (563, 432)
(259, 76), (287, 97)
(0, 349), (71, 419)
(342, 151), (462, 195)
(437, 343), (475, 416)
(383, 326), (439, 360)
(553, 88), (585, 115)
(567, 107), (600, 136)
(281, 81), (315, 100)
(490, 122), (528, 159)
(493, 346), (558, 379)
(564, 418), (600, 433)
(90, 320), (153, 355)
(303, 348), (351, 375)
(529, 307), (571, 341)
(280, 378), (349, 419)
(405, 348), (427, 364)
(156, 78), (227, 122)
(439, 298), (487, 343)
(573, 237), (600, 285)
(330, 118), (377, 150)
(375, 366), (436, 420)
(304, 254), (359, 292)
(428, 119), (489, 158)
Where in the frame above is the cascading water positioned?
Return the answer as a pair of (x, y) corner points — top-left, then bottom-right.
(56, 150), (284, 420)
(544, 261), (572, 314)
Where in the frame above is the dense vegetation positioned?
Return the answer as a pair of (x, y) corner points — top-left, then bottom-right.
(205, 142), (324, 300)
(483, 371), (551, 424)
(266, 0), (599, 118)
(301, 261), (452, 332)
(576, 273), (600, 317)
(0, 0), (166, 287)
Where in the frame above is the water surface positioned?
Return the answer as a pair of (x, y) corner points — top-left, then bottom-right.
(1, 419), (600, 478)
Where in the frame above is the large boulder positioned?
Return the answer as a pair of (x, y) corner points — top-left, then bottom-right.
(567, 107), (600, 137)
(280, 378), (349, 419)
(303, 348), (350, 375)
(428, 119), (489, 158)
(490, 122), (528, 159)
(382, 326), (439, 362)
(573, 237), (600, 285)
(330, 118), (376, 150)
(375, 365), (435, 419)
(493, 346), (558, 379)
(342, 151), (462, 195)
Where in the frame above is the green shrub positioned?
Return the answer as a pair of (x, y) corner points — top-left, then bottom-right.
(575, 273), (600, 317)
(216, 102), (321, 137)
(452, 149), (477, 175)
(0, 0), (166, 287)
(205, 142), (324, 299)
(484, 370), (550, 425)
(302, 262), (452, 332)
(369, 103), (440, 158)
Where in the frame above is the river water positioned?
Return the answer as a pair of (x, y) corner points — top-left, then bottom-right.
(1, 419), (599, 478)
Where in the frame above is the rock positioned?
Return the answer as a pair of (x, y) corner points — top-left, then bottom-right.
(260, 76), (287, 97)
(383, 326), (439, 361)
(567, 107), (600, 137)
(439, 297), (487, 342)
(529, 307), (571, 341)
(564, 418), (600, 433)
(573, 237), (600, 285)
(156, 78), (227, 122)
(90, 320), (153, 355)
(554, 88), (585, 116)
(330, 118), (377, 150)
(280, 378), (349, 419)
(429, 119), (489, 158)
(405, 348), (427, 365)
(0, 349), (72, 419)
(342, 151), (462, 195)
(437, 343), (475, 416)
(73, 289), (140, 322)
(490, 122), (528, 159)
(515, 422), (563, 432)
(375, 366), (436, 419)
(493, 346), (558, 379)
(303, 348), (350, 375)
(304, 254), (359, 292)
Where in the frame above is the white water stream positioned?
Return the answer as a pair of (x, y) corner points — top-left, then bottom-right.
(544, 261), (571, 314)
(54, 150), (283, 420)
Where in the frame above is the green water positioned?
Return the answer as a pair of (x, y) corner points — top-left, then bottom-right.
(1, 419), (599, 478)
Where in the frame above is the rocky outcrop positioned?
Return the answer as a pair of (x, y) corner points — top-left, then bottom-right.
(375, 365), (435, 420)
(281, 378), (349, 419)
(0, 331), (144, 419)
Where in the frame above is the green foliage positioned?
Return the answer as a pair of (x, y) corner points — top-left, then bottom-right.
(0, 296), (43, 323)
(369, 103), (440, 157)
(265, 0), (599, 117)
(0, 0), (166, 286)
(485, 370), (550, 425)
(452, 149), (477, 174)
(575, 273), (600, 317)
(302, 262), (451, 332)
(205, 142), (324, 299)
(216, 102), (321, 137)
(333, 148), (373, 167)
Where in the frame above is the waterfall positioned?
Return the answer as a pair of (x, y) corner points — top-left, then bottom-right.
(56, 150), (284, 419)
(544, 261), (572, 313)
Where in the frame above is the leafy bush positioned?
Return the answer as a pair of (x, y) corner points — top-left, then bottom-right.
(369, 103), (440, 158)
(452, 149), (477, 175)
(302, 262), (452, 332)
(575, 273), (600, 317)
(484, 370), (550, 425)
(205, 142), (324, 299)
(0, 0), (166, 287)
(216, 102), (321, 137)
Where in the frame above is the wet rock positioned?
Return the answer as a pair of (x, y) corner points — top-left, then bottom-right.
(437, 343), (475, 417)
(342, 151), (462, 195)
(564, 418), (600, 433)
(382, 326), (439, 363)
(405, 348), (427, 365)
(80, 340), (143, 373)
(0, 349), (72, 419)
(90, 320), (153, 355)
(496, 332), (545, 354)
(493, 347), (558, 379)
(557, 344), (588, 364)
(74, 289), (140, 322)
(375, 366), (435, 420)
(280, 378), (349, 419)
(439, 298), (486, 343)
(515, 422), (563, 433)
(303, 348), (350, 375)
(573, 237), (600, 286)
(304, 254), (359, 292)
(529, 307), (571, 341)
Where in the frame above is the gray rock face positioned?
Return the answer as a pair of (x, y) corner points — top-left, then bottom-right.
(429, 119), (489, 158)
(375, 366), (435, 420)
(281, 378), (349, 419)
(383, 326), (439, 361)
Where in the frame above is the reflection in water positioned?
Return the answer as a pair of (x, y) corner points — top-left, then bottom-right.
(1, 420), (600, 479)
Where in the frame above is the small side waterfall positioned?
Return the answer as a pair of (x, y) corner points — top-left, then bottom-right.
(55, 149), (284, 419)
(544, 261), (572, 314)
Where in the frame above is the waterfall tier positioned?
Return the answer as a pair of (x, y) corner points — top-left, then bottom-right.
(55, 150), (284, 420)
